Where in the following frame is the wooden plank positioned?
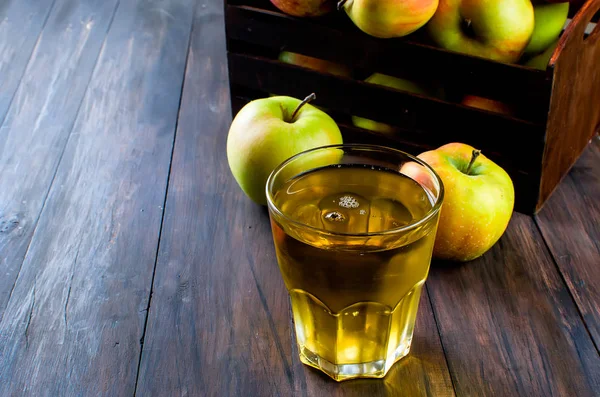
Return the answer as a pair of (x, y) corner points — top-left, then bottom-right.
(137, 1), (454, 395)
(0, 0), (56, 122)
(536, 138), (600, 348)
(427, 213), (600, 396)
(0, 0), (194, 394)
(227, 53), (545, 149)
(136, 3), (297, 395)
(539, 0), (600, 211)
(0, 0), (118, 322)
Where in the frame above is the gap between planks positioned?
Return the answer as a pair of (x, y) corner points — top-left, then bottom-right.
(132, 4), (198, 395)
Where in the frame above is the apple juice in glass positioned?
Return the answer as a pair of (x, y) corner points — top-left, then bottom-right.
(266, 145), (444, 381)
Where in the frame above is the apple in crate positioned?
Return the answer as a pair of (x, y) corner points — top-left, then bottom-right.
(352, 73), (436, 134)
(427, 0), (534, 62)
(404, 143), (515, 262)
(461, 96), (513, 115)
(526, 39), (559, 70)
(279, 51), (351, 77)
(270, 0), (336, 17)
(525, 1), (569, 55)
(338, 0), (439, 38)
(227, 94), (342, 205)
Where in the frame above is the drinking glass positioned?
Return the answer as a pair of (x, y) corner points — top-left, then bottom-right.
(266, 144), (444, 381)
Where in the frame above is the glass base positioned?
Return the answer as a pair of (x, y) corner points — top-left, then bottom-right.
(298, 338), (412, 382)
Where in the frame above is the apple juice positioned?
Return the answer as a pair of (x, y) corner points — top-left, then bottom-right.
(269, 164), (439, 380)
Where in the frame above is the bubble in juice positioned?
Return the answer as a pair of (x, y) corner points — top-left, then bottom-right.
(319, 193), (370, 233)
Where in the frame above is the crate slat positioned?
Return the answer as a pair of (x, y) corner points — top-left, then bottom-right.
(226, 4), (551, 118)
(228, 53), (546, 159)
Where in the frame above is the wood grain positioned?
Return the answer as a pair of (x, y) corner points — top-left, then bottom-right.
(0, 0), (194, 394)
(137, 1), (454, 395)
(540, 0), (600, 211)
(427, 213), (600, 396)
(536, 139), (600, 349)
(136, 3), (298, 395)
(0, 0), (118, 322)
(0, 0), (56, 122)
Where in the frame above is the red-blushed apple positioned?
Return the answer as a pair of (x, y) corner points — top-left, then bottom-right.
(461, 95), (513, 115)
(227, 94), (342, 205)
(427, 0), (534, 62)
(270, 0), (336, 17)
(525, 2), (569, 55)
(405, 143), (515, 262)
(279, 51), (351, 77)
(338, 0), (439, 38)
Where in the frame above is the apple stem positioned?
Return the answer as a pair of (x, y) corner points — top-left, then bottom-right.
(337, 0), (348, 10)
(290, 93), (317, 122)
(466, 149), (481, 175)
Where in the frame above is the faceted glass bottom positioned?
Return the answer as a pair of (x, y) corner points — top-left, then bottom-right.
(290, 282), (423, 381)
(298, 338), (412, 382)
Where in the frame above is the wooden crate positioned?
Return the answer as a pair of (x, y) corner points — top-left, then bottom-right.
(224, 0), (600, 214)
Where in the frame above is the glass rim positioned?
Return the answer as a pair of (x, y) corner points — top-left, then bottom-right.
(265, 144), (445, 237)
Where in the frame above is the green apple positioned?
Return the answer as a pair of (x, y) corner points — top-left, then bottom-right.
(525, 2), (569, 55)
(410, 143), (515, 261)
(279, 51), (351, 77)
(270, 0), (336, 17)
(525, 39), (559, 70)
(352, 73), (440, 134)
(338, 0), (439, 38)
(427, 0), (534, 62)
(227, 94), (343, 205)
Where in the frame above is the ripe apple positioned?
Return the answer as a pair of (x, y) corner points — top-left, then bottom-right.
(427, 0), (534, 62)
(525, 2), (569, 55)
(338, 0), (439, 38)
(279, 51), (351, 77)
(461, 95), (513, 115)
(270, 0), (336, 16)
(408, 143), (515, 261)
(227, 94), (342, 205)
(352, 73), (439, 134)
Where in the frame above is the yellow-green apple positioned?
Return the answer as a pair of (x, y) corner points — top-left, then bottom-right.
(410, 143), (515, 261)
(525, 2), (569, 54)
(270, 0), (336, 17)
(525, 39), (559, 69)
(227, 94), (342, 205)
(338, 0), (439, 38)
(461, 95), (513, 115)
(279, 51), (351, 77)
(427, 0), (535, 62)
(352, 73), (440, 134)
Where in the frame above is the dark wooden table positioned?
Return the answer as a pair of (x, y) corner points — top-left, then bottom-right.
(1, 1), (598, 395)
